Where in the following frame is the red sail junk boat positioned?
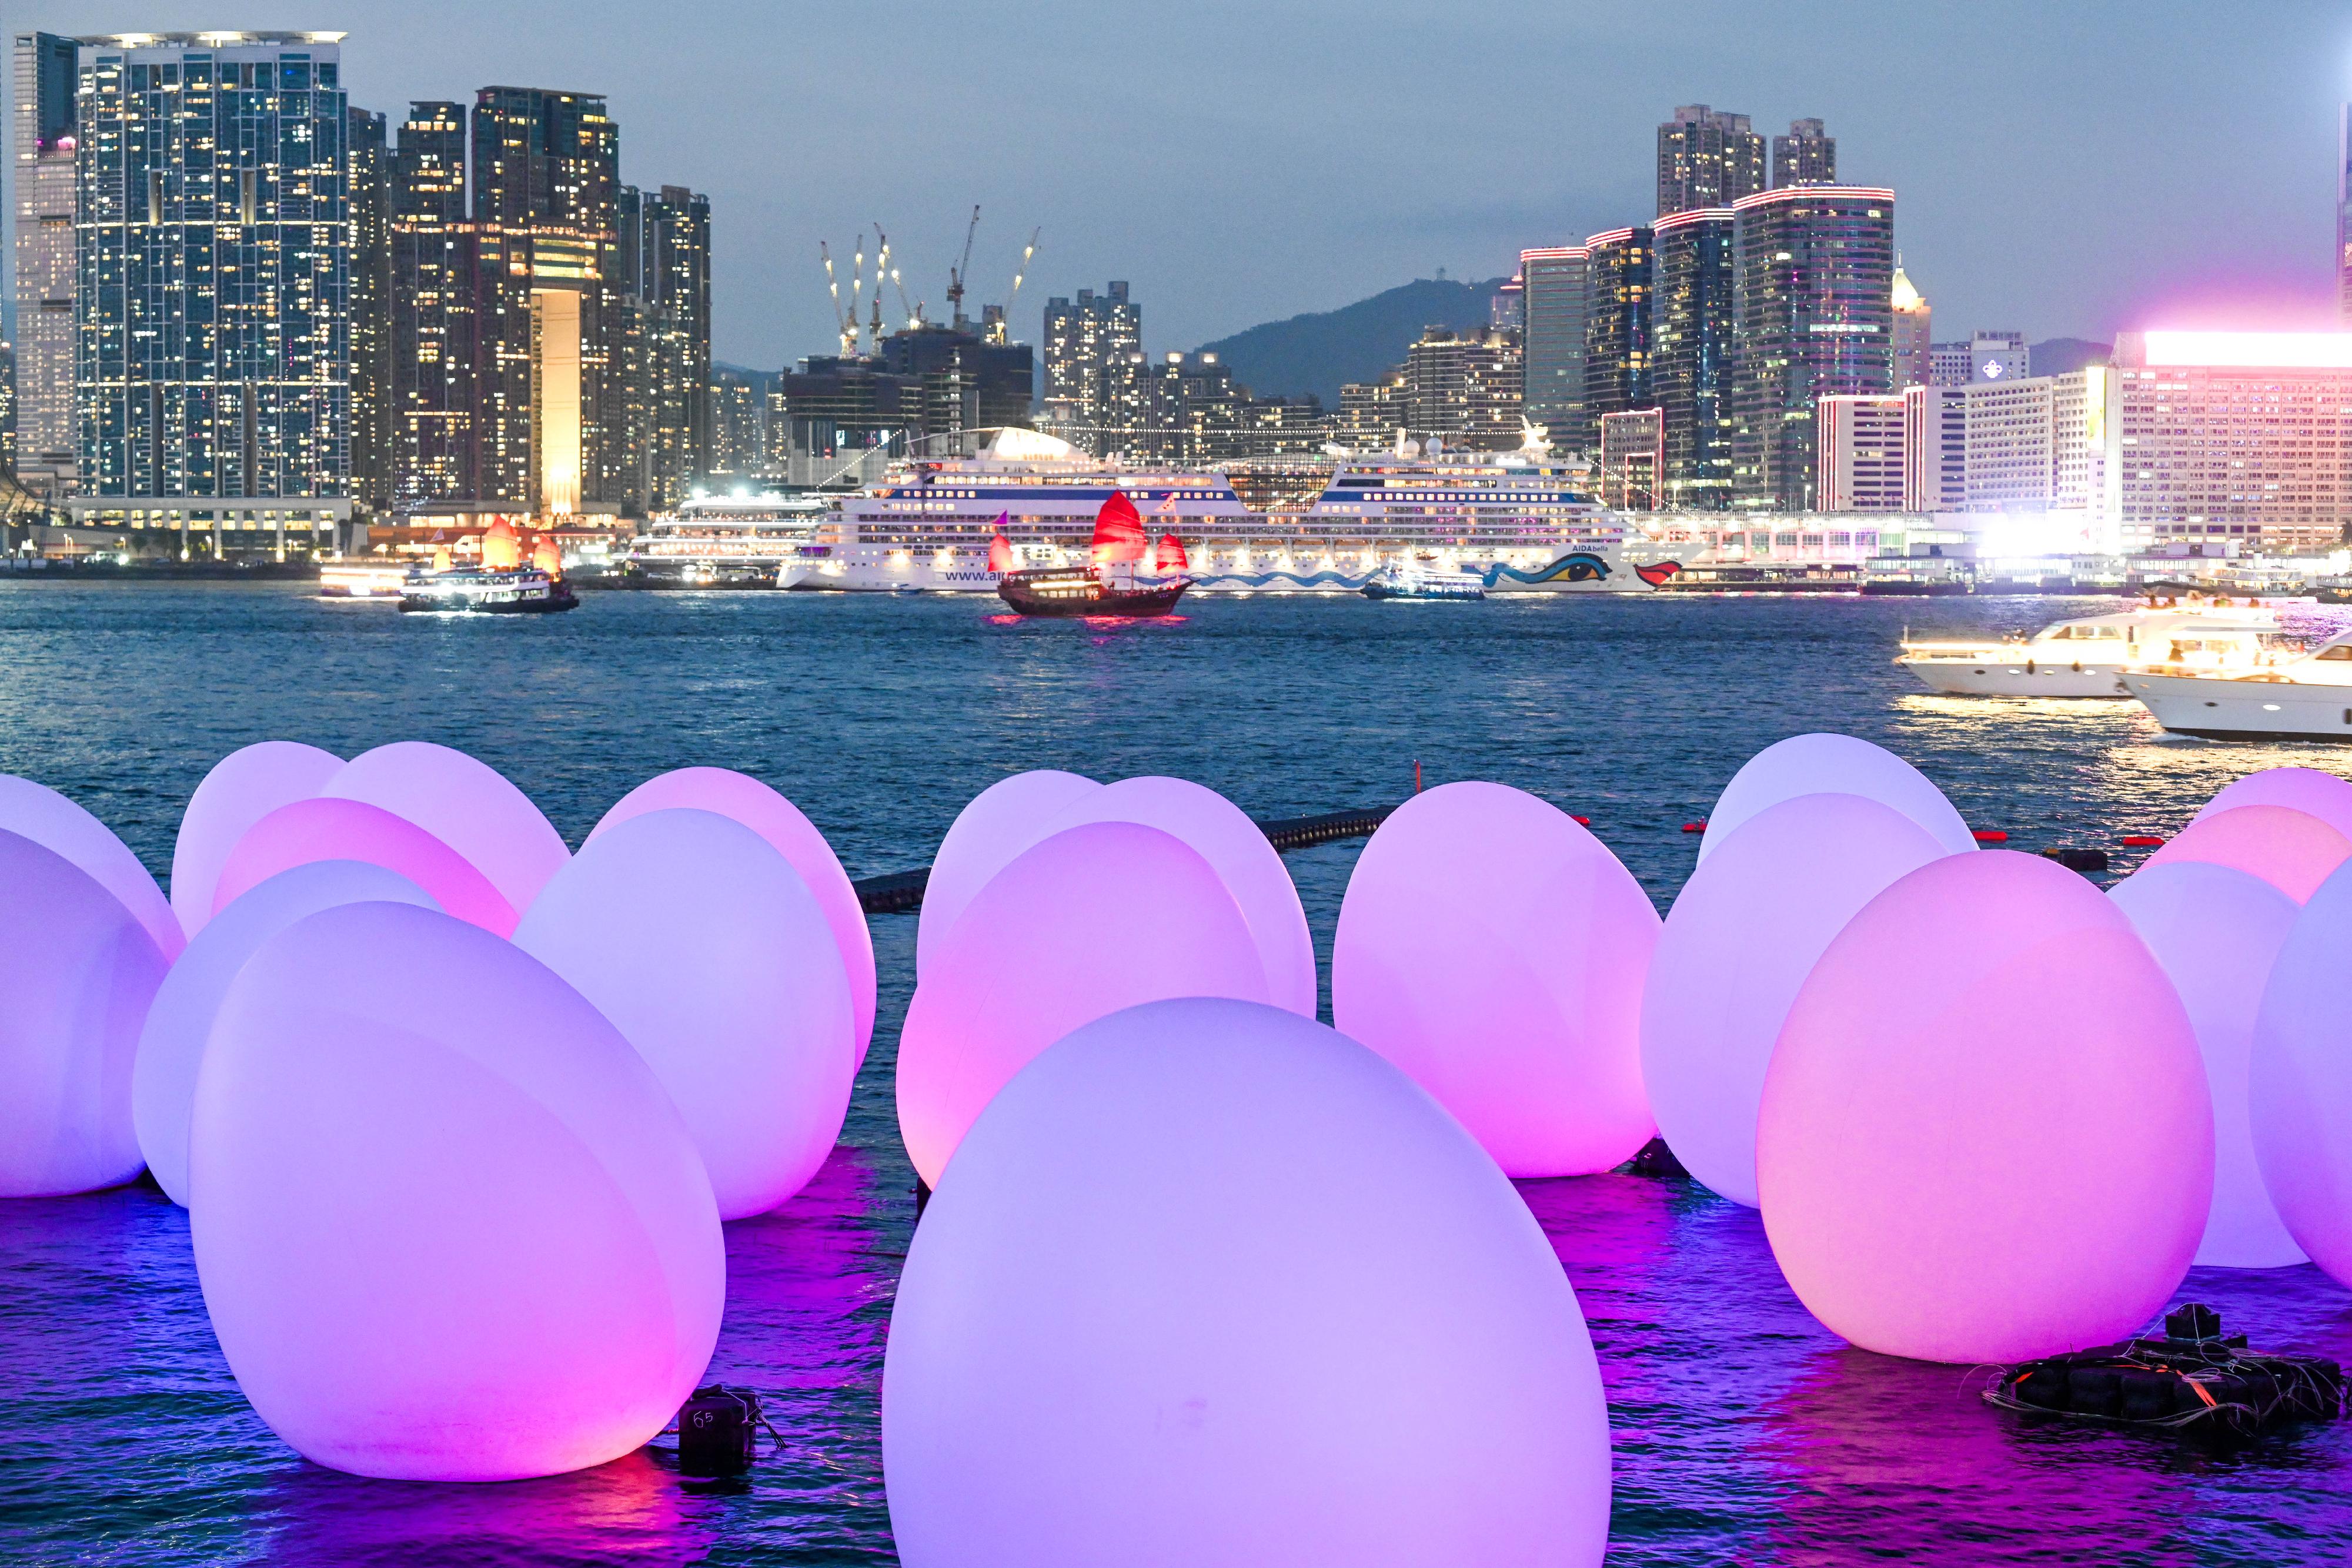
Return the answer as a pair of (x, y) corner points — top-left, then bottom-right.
(996, 492), (1191, 617)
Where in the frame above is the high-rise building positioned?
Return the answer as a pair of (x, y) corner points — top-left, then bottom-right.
(1598, 408), (1664, 509)
(390, 101), (479, 504)
(1771, 119), (1836, 188)
(1970, 330), (2029, 383)
(1, 341), (14, 468)
(1816, 395), (1906, 511)
(1929, 341), (1973, 387)
(1891, 262), (1932, 389)
(1728, 186), (1896, 510)
(1902, 385), (1966, 511)
(1403, 326), (1524, 449)
(1142, 351), (1242, 465)
(1519, 246), (1588, 453)
(1582, 227), (1653, 429)
(1649, 208), (1736, 509)
(1491, 274), (1525, 333)
(12, 32), (81, 493)
(1041, 283), (1142, 454)
(613, 181), (711, 510)
(637, 185), (710, 482)
(347, 106), (392, 511)
(1337, 369), (1408, 452)
(1656, 105), (1764, 216)
(709, 370), (764, 478)
(72, 32), (353, 550)
(1962, 375), (2059, 512)
(2340, 106), (2352, 325)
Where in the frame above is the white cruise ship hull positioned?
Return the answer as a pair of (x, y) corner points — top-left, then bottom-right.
(2123, 674), (2352, 743)
(780, 543), (1667, 595)
(1899, 657), (2134, 698)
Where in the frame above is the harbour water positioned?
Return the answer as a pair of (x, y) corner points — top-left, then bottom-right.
(5, 581), (2352, 1564)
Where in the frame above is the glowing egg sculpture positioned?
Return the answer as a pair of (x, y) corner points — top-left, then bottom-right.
(2109, 862), (2303, 1268)
(1695, 734), (1976, 866)
(1332, 782), (1658, 1177)
(516, 808), (856, 1220)
(0, 830), (169, 1196)
(2250, 860), (2352, 1290)
(587, 767), (875, 1059)
(169, 741), (344, 940)
(320, 741), (570, 912)
(1759, 851), (2211, 1363)
(2141, 804), (2352, 903)
(1641, 793), (1949, 1206)
(897, 821), (1268, 1188)
(191, 901), (723, 1481)
(884, 998), (1611, 1568)
(0, 774), (183, 959)
(133, 860), (440, 1208)
(2194, 765), (2352, 840)
(213, 796), (517, 934)
(915, 769), (1102, 977)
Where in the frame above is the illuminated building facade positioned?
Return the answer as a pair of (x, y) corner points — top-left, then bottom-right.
(11, 32), (78, 493)
(2341, 106), (2352, 326)
(389, 101), (476, 504)
(618, 182), (710, 495)
(1902, 384), (1966, 511)
(1041, 282), (1142, 454)
(1403, 326), (1524, 450)
(1816, 394), (1906, 510)
(347, 106), (390, 510)
(1929, 341), (1972, 387)
(1598, 407), (1664, 509)
(1656, 105), (1763, 216)
(1891, 262), (1931, 389)
(1771, 119), (1836, 188)
(1970, 330), (2029, 383)
(1582, 226), (1653, 429)
(1519, 245), (1589, 453)
(1650, 208), (1736, 509)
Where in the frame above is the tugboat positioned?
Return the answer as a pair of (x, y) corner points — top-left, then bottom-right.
(399, 520), (579, 614)
(1363, 557), (1486, 601)
(997, 493), (1190, 618)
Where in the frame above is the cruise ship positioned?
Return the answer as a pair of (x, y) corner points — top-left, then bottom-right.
(776, 428), (1682, 594)
(621, 493), (828, 585)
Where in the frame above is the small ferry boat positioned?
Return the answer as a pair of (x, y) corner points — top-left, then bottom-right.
(1364, 560), (1486, 601)
(2122, 631), (2352, 742)
(398, 566), (578, 616)
(1896, 596), (2289, 697)
(995, 494), (1189, 618)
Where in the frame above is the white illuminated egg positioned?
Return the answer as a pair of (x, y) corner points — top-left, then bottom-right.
(0, 774), (183, 958)
(2194, 766), (2352, 839)
(191, 901), (723, 1481)
(1759, 851), (2211, 1363)
(916, 769), (1102, 977)
(516, 808), (856, 1221)
(1641, 793), (1949, 1206)
(1332, 781), (1658, 1177)
(0, 830), (169, 1196)
(133, 860), (440, 1208)
(2142, 803), (2351, 903)
(170, 741), (344, 940)
(2109, 862), (2303, 1268)
(321, 741), (570, 912)
(897, 821), (1269, 1189)
(884, 998), (1610, 1568)
(213, 796), (517, 934)
(588, 767), (875, 1060)
(1696, 734), (1976, 865)
(2250, 860), (2352, 1290)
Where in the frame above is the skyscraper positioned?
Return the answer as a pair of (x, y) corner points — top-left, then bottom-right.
(1656, 105), (1764, 217)
(1728, 185), (1896, 510)
(2340, 105), (2352, 325)
(1890, 261), (1932, 389)
(634, 184), (711, 488)
(348, 106), (392, 511)
(390, 101), (478, 503)
(1649, 208), (1736, 509)
(1519, 246), (1588, 453)
(1582, 227), (1653, 429)
(1403, 326), (1524, 449)
(11, 32), (81, 492)
(1771, 119), (1836, 188)
(1041, 283), (1142, 454)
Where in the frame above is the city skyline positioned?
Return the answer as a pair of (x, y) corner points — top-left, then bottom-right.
(5, 0), (2351, 371)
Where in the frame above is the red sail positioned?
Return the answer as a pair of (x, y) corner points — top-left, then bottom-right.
(1154, 533), (1189, 571)
(1090, 490), (1147, 565)
(988, 512), (1014, 574)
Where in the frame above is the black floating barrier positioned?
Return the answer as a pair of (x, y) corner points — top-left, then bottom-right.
(849, 803), (1401, 915)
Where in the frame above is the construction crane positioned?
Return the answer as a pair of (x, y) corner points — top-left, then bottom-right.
(819, 240), (856, 357)
(946, 204), (980, 331)
(876, 223), (920, 332)
(989, 226), (1041, 345)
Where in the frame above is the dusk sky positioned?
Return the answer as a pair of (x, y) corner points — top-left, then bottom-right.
(12, 0), (2352, 369)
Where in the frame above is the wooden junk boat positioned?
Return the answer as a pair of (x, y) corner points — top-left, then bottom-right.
(995, 494), (1190, 618)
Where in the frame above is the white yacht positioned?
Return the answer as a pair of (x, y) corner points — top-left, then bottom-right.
(621, 493), (826, 585)
(1896, 597), (2291, 697)
(2123, 632), (2352, 742)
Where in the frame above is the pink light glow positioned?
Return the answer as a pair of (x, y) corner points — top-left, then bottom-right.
(214, 797), (518, 935)
(171, 741), (345, 940)
(2137, 330), (2352, 368)
(0, 774), (185, 959)
(2141, 804), (2352, 904)
(2251, 860), (2352, 1291)
(320, 743), (570, 912)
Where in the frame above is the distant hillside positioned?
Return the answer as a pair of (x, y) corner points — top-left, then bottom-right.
(2029, 337), (2112, 378)
(1197, 278), (1509, 406)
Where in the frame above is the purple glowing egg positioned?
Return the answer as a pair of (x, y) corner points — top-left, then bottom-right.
(1696, 734), (1976, 866)
(321, 742), (570, 911)
(587, 767), (875, 1059)
(2250, 860), (2352, 1290)
(1332, 782), (1658, 1177)
(134, 860), (440, 1208)
(0, 774), (183, 959)
(2194, 766), (2352, 840)
(2109, 862), (2303, 1268)
(1040, 776), (1317, 1016)
(2141, 804), (2351, 903)
(191, 901), (723, 1482)
(170, 741), (345, 940)
(0, 830), (169, 1196)
(915, 770), (1102, 977)
(897, 821), (1269, 1188)
(516, 809), (857, 1221)
(213, 797), (518, 934)
(1641, 793), (1949, 1207)
(884, 998), (1611, 1568)
(1759, 851), (2211, 1363)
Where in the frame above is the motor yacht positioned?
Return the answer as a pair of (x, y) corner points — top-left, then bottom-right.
(1895, 597), (2288, 697)
(2123, 631), (2352, 741)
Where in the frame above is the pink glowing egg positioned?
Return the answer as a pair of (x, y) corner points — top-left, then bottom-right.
(1759, 851), (2211, 1363)
(191, 901), (723, 1482)
(2194, 766), (2352, 840)
(916, 770), (1102, 977)
(170, 741), (345, 940)
(0, 774), (183, 959)
(321, 742), (570, 911)
(1332, 782), (1658, 1177)
(587, 767), (875, 1059)
(516, 809), (857, 1221)
(2141, 803), (2351, 903)
(0, 830), (169, 1196)
(2109, 862), (2304, 1268)
(1041, 775), (1316, 1016)
(214, 797), (518, 934)
(897, 821), (1269, 1188)
(884, 998), (1611, 1568)
(1641, 793), (1949, 1207)
(1696, 734), (1975, 865)
(2250, 860), (2352, 1290)
(134, 861), (440, 1209)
